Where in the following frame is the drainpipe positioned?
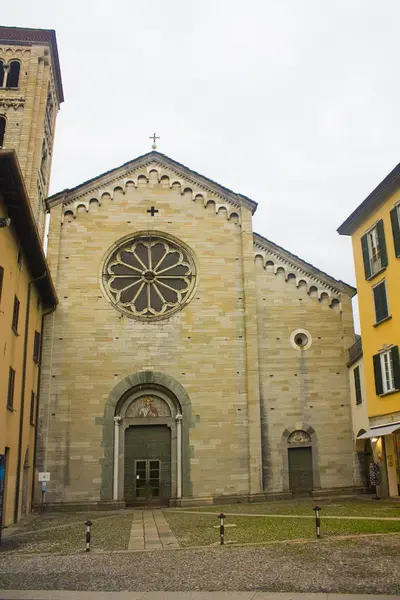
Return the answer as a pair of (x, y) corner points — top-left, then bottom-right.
(14, 273), (48, 523)
(31, 304), (57, 507)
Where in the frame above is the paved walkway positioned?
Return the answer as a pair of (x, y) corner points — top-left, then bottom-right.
(128, 510), (179, 550)
(0, 591), (395, 599)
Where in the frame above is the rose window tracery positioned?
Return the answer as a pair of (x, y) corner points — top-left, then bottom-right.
(102, 234), (196, 319)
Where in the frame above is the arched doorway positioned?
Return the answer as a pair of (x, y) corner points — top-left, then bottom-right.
(102, 371), (192, 505)
(119, 393), (176, 506)
(356, 429), (373, 491)
(287, 430), (313, 493)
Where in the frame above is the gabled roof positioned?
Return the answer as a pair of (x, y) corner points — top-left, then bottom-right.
(46, 151), (258, 214)
(337, 161), (400, 236)
(254, 231), (356, 297)
(0, 26), (64, 103)
(0, 150), (57, 309)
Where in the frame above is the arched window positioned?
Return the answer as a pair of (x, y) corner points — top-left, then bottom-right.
(6, 60), (20, 88)
(0, 60), (5, 87)
(46, 91), (54, 122)
(0, 116), (6, 147)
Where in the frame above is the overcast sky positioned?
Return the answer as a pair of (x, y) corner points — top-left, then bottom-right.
(5, 1), (400, 328)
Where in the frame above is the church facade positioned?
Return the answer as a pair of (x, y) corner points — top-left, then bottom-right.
(36, 151), (360, 507)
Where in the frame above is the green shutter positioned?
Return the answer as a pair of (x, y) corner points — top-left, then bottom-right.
(373, 353), (383, 395)
(361, 234), (371, 279)
(376, 219), (388, 267)
(373, 281), (388, 323)
(390, 207), (400, 258)
(391, 345), (400, 390)
(354, 366), (362, 404)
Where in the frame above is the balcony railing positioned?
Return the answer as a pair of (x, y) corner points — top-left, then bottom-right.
(348, 337), (363, 364)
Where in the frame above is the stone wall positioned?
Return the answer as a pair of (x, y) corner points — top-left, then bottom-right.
(254, 256), (356, 493)
(37, 170), (257, 503)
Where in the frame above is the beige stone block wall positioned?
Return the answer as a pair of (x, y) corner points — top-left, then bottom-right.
(255, 259), (357, 492)
(38, 177), (256, 502)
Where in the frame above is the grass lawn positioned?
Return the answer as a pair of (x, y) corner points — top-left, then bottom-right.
(163, 510), (400, 547)
(179, 498), (400, 518)
(0, 511), (133, 554)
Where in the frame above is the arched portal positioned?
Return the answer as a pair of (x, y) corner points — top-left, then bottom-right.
(119, 391), (177, 506)
(101, 371), (192, 505)
(356, 429), (373, 490)
(282, 424), (320, 494)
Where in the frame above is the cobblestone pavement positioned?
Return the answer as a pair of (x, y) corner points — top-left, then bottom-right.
(0, 536), (399, 595)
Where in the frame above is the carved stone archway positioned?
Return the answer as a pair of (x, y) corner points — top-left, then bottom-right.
(101, 371), (192, 504)
(281, 423), (320, 492)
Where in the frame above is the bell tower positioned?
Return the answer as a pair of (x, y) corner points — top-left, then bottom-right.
(0, 27), (64, 238)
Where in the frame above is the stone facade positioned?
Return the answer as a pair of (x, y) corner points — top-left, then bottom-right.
(0, 28), (63, 237)
(36, 152), (359, 506)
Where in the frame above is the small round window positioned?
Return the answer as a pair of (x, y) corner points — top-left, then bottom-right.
(294, 333), (308, 347)
(290, 329), (312, 350)
(102, 233), (196, 320)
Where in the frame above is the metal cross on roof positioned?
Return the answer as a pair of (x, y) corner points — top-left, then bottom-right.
(149, 132), (160, 150)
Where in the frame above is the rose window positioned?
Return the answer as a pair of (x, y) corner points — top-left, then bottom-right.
(102, 234), (196, 319)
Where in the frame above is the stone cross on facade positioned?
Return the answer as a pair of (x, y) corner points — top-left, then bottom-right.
(147, 206), (159, 217)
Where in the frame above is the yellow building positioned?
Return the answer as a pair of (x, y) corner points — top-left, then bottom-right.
(0, 150), (57, 527)
(0, 26), (62, 527)
(338, 163), (400, 498)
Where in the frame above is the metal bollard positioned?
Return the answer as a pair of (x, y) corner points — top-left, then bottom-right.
(85, 520), (93, 552)
(218, 512), (225, 545)
(313, 506), (321, 539)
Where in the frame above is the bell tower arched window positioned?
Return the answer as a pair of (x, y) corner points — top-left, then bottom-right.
(6, 60), (20, 88)
(0, 116), (6, 148)
(0, 60), (5, 87)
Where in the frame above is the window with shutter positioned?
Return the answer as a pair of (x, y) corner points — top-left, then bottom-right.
(0, 265), (3, 303)
(380, 350), (395, 393)
(30, 392), (36, 425)
(376, 219), (388, 267)
(12, 295), (20, 333)
(372, 280), (389, 324)
(391, 346), (400, 391)
(373, 353), (383, 395)
(368, 227), (381, 271)
(33, 331), (41, 363)
(361, 233), (372, 279)
(363, 221), (388, 278)
(390, 204), (400, 258)
(354, 366), (362, 404)
(7, 367), (15, 410)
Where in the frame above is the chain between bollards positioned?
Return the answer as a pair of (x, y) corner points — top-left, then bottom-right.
(313, 506), (321, 538)
(85, 520), (93, 552)
(218, 512), (225, 545)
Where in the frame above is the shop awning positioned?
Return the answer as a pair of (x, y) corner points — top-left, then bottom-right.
(357, 423), (400, 439)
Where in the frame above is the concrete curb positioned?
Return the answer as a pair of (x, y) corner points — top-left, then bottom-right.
(0, 591), (397, 599)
